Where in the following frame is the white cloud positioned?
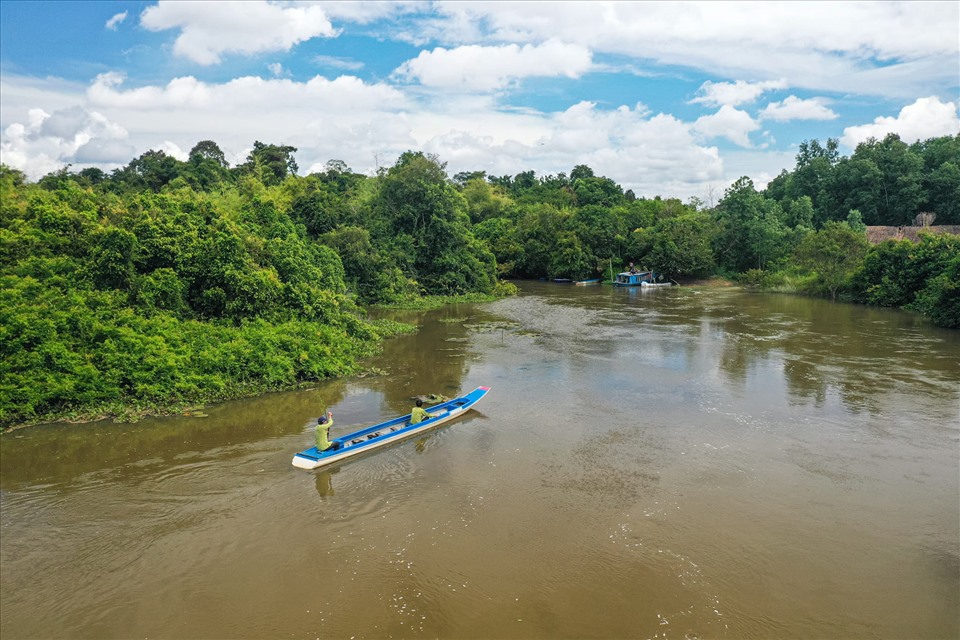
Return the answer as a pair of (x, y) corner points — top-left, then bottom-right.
(693, 105), (760, 147)
(1, 104), (134, 177)
(140, 1), (338, 65)
(86, 72), (406, 114)
(759, 96), (837, 122)
(320, 1), (420, 24)
(691, 79), (786, 107)
(0, 74), (88, 127)
(395, 39), (592, 91)
(445, 2), (958, 59)
(841, 96), (960, 147)
(0, 71), (731, 199)
(105, 11), (128, 30)
(156, 140), (189, 161)
(414, 102), (724, 198)
(421, 2), (959, 99)
(74, 138), (138, 163)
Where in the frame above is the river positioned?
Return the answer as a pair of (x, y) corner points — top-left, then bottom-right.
(2, 282), (958, 639)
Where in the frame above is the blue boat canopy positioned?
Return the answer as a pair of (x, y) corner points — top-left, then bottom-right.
(614, 271), (657, 286)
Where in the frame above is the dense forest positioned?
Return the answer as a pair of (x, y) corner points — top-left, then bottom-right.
(2, 132), (958, 428)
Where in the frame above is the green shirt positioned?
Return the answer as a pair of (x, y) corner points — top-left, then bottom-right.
(315, 418), (334, 451)
(410, 406), (435, 425)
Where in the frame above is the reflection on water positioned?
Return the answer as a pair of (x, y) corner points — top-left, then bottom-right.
(2, 282), (958, 639)
(315, 468), (339, 498)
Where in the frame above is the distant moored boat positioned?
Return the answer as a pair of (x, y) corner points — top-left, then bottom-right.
(612, 271), (673, 287)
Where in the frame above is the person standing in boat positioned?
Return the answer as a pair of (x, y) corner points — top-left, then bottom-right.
(315, 410), (336, 451)
(410, 399), (437, 425)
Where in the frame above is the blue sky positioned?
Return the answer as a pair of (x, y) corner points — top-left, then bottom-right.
(1, 1), (958, 201)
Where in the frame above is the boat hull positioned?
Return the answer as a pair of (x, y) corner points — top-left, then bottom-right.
(292, 386), (490, 470)
(613, 271), (674, 287)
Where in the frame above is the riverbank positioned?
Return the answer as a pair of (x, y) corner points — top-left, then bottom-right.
(1, 291), (519, 433)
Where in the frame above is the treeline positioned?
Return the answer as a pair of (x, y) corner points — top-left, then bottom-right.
(0, 146), (510, 428)
(2, 132), (958, 427)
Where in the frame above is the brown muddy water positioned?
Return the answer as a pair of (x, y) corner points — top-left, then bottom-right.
(1, 282), (958, 639)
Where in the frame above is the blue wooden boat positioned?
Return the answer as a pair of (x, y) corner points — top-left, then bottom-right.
(613, 271), (672, 287)
(292, 386), (490, 470)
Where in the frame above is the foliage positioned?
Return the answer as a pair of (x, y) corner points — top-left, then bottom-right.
(910, 251), (960, 328)
(373, 152), (498, 296)
(235, 141), (299, 186)
(850, 232), (960, 327)
(794, 221), (870, 301)
(767, 133), (959, 226)
(640, 213), (717, 277)
(1, 164), (379, 428)
(3, 131), (959, 427)
(714, 177), (789, 272)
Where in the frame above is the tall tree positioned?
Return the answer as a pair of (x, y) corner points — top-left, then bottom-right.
(714, 177), (786, 271)
(788, 138), (839, 224)
(375, 151), (496, 294)
(643, 213), (717, 277)
(186, 140), (230, 190)
(844, 134), (923, 225)
(112, 150), (185, 192)
(794, 221), (869, 301)
(236, 141), (298, 186)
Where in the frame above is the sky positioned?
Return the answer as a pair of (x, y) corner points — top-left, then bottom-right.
(1, 1), (958, 201)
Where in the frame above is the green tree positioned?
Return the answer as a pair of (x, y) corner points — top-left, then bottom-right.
(236, 141), (298, 186)
(569, 205), (624, 263)
(783, 196), (814, 229)
(714, 177), (786, 271)
(851, 239), (916, 307)
(643, 213), (717, 277)
(911, 250), (960, 328)
(514, 203), (567, 278)
(320, 225), (385, 302)
(843, 134), (924, 225)
(549, 231), (593, 279)
(185, 140), (231, 190)
(570, 164), (595, 181)
(87, 227), (137, 290)
(925, 162), (960, 224)
(572, 176), (624, 207)
(111, 150), (185, 192)
(290, 184), (343, 235)
(474, 217), (523, 277)
(914, 134), (960, 224)
(787, 138), (839, 225)
(461, 178), (514, 223)
(794, 221), (869, 301)
(375, 151), (496, 294)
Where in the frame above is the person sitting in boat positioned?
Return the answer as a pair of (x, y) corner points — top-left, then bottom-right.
(409, 399), (437, 425)
(628, 261), (638, 274)
(315, 410), (338, 452)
